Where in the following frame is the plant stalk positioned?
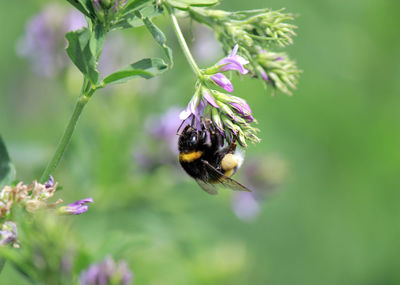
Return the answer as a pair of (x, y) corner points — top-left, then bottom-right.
(166, 5), (202, 78)
(40, 80), (90, 182)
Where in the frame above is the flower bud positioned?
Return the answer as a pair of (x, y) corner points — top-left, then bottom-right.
(58, 198), (93, 215)
(211, 108), (224, 132)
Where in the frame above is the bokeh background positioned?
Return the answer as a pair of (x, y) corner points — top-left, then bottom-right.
(1, 0), (400, 284)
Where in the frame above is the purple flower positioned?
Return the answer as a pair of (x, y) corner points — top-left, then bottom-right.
(202, 90), (220, 108)
(179, 89), (220, 129)
(0, 221), (18, 246)
(217, 44), (249, 75)
(211, 73), (234, 93)
(45, 175), (54, 189)
(80, 256), (133, 285)
(146, 107), (183, 154)
(17, 4), (86, 77)
(58, 198), (93, 215)
(233, 192), (260, 222)
(229, 98), (254, 123)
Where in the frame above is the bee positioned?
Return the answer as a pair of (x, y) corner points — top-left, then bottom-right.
(178, 120), (251, 195)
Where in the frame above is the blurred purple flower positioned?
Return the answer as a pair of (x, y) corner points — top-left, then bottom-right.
(233, 192), (260, 222)
(134, 107), (184, 171)
(80, 256), (133, 285)
(146, 107), (183, 154)
(218, 44), (249, 75)
(58, 198), (93, 215)
(211, 73), (234, 93)
(17, 4), (86, 77)
(0, 221), (18, 246)
(193, 25), (222, 63)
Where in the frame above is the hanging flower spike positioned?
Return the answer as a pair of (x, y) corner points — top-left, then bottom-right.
(58, 198), (93, 215)
(211, 73), (234, 93)
(217, 44), (249, 75)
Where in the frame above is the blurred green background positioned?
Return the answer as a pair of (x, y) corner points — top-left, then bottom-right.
(1, 0), (400, 284)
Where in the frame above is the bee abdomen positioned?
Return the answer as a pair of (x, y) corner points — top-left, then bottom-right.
(178, 151), (203, 163)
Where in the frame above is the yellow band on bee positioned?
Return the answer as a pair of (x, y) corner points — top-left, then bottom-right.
(179, 151), (203, 162)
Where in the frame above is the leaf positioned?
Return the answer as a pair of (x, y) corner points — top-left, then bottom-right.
(0, 136), (16, 188)
(166, 0), (219, 9)
(120, 0), (153, 16)
(138, 11), (173, 66)
(66, 0), (92, 18)
(103, 58), (168, 85)
(65, 27), (101, 84)
(112, 5), (163, 31)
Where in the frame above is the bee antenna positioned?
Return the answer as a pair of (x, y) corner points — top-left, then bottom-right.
(176, 119), (186, 135)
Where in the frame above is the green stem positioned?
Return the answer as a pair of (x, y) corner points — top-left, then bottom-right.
(40, 80), (91, 182)
(165, 4), (202, 78)
(0, 257), (5, 274)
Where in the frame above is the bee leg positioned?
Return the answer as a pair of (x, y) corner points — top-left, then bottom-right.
(204, 119), (224, 148)
(190, 115), (195, 127)
(227, 140), (237, 154)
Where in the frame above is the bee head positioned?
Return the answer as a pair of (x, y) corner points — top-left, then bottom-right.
(178, 125), (206, 152)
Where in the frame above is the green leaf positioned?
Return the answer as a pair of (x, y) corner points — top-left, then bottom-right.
(103, 58), (168, 85)
(138, 11), (173, 66)
(66, 0), (92, 18)
(167, 0), (219, 9)
(0, 136), (16, 188)
(112, 5), (163, 31)
(65, 27), (101, 84)
(120, 0), (153, 15)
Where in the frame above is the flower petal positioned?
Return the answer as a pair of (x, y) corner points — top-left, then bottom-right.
(260, 69), (269, 81)
(231, 44), (239, 56)
(211, 73), (234, 93)
(179, 106), (192, 120)
(203, 90), (219, 108)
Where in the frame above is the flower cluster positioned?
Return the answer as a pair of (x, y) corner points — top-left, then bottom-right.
(0, 177), (94, 218)
(0, 177), (62, 217)
(0, 176), (93, 249)
(180, 45), (259, 147)
(257, 50), (299, 95)
(92, 0), (127, 26)
(80, 256), (133, 285)
(187, 7), (301, 95)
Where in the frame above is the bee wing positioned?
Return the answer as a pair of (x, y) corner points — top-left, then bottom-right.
(201, 160), (252, 192)
(195, 179), (219, 195)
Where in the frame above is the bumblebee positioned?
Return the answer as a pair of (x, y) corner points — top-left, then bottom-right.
(178, 120), (251, 195)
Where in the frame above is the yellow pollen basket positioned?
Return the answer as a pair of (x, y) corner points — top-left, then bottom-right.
(221, 153), (239, 171)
